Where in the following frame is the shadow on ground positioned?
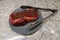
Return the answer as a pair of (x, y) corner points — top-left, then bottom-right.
(9, 8), (43, 35)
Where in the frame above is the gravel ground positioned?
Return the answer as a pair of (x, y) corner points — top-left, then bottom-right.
(0, 0), (60, 40)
